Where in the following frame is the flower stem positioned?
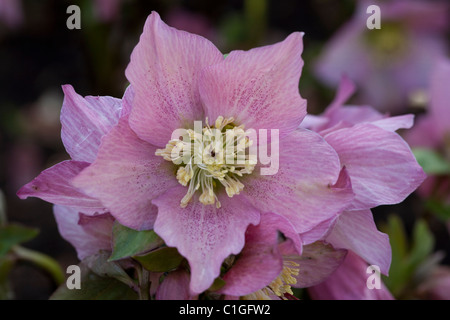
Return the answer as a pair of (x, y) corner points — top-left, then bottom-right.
(12, 246), (65, 285)
(137, 265), (150, 300)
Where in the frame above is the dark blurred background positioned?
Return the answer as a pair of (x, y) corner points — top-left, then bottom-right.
(0, 0), (448, 299)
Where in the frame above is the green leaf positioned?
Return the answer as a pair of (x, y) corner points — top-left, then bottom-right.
(412, 148), (450, 175)
(407, 219), (434, 270)
(425, 199), (450, 221)
(208, 277), (226, 292)
(134, 247), (184, 273)
(380, 215), (409, 294)
(50, 262), (138, 300)
(109, 222), (164, 261)
(0, 224), (39, 258)
(85, 251), (136, 288)
(0, 257), (15, 300)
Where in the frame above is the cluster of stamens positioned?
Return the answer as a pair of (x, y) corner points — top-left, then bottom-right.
(242, 260), (300, 300)
(156, 116), (256, 208)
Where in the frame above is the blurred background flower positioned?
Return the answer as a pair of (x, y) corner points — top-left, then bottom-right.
(0, 0), (449, 299)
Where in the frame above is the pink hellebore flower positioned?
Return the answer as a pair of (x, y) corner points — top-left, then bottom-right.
(67, 12), (353, 294)
(308, 251), (394, 300)
(314, 0), (449, 112)
(218, 213), (346, 300)
(301, 76), (426, 276)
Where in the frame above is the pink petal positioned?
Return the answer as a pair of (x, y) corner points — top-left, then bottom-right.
(53, 205), (113, 260)
(125, 11), (223, 147)
(370, 114), (414, 132)
(220, 212), (301, 296)
(308, 251), (394, 300)
(323, 123), (426, 210)
(72, 119), (178, 230)
(300, 216), (337, 245)
(60, 85), (124, 163)
(429, 58), (450, 136)
(152, 186), (260, 294)
(199, 32), (306, 139)
(156, 269), (196, 300)
(326, 209), (391, 275)
(17, 160), (104, 210)
(325, 74), (356, 114)
(286, 241), (347, 288)
(243, 129), (354, 233)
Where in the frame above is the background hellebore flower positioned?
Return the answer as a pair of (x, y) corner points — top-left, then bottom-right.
(406, 59), (450, 204)
(68, 12), (354, 294)
(301, 76), (426, 278)
(314, 0), (449, 113)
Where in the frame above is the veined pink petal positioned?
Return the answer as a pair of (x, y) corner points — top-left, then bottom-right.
(325, 74), (356, 114)
(286, 241), (347, 288)
(53, 205), (113, 260)
(300, 216), (337, 245)
(60, 85), (124, 163)
(17, 160), (104, 210)
(156, 269), (197, 300)
(125, 11), (223, 147)
(220, 212), (301, 296)
(72, 119), (178, 231)
(308, 251), (394, 300)
(243, 129), (354, 234)
(370, 114), (414, 132)
(326, 209), (391, 275)
(323, 123), (426, 210)
(152, 186), (260, 294)
(199, 32), (306, 139)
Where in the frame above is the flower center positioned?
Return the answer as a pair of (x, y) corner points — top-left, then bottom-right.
(156, 116), (256, 208)
(242, 260), (300, 300)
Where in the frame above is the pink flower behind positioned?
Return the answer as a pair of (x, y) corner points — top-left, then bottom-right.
(314, 0), (449, 112)
(301, 76), (426, 276)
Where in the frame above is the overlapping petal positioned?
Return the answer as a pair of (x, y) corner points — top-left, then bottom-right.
(60, 85), (125, 163)
(72, 118), (178, 231)
(17, 160), (104, 210)
(308, 251), (394, 300)
(199, 32), (306, 139)
(323, 123), (426, 210)
(220, 212), (301, 296)
(125, 11), (223, 147)
(152, 186), (260, 294)
(243, 129), (354, 233)
(53, 205), (114, 260)
(326, 209), (391, 275)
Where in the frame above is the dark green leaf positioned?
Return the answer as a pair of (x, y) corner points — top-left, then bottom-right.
(425, 199), (450, 221)
(85, 251), (135, 288)
(134, 247), (184, 272)
(109, 222), (164, 261)
(50, 262), (138, 300)
(0, 224), (39, 258)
